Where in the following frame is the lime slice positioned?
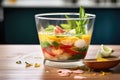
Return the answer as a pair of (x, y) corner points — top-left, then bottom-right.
(96, 50), (102, 58)
(100, 44), (113, 57)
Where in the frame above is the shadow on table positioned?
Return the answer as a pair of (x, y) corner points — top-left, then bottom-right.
(111, 64), (120, 73)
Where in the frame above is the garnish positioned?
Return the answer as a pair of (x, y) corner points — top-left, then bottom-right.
(51, 41), (59, 47)
(16, 61), (41, 68)
(45, 25), (54, 32)
(44, 7), (88, 35)
(41, 41), (50, 48)
(96, 44), (114, 58)
(64, 7), (87, 35)
(16, 61), (22, 64)
(100, 44), (114, 57)
(25, 62), (33, 67)
(34, 63), (40, 68)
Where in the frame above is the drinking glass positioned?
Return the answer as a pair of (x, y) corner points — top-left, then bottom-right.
(35, 13), (96, 68)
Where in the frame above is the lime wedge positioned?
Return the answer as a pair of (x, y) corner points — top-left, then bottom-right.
(96, 50), (102, 58)
(100, 44), (113, 57)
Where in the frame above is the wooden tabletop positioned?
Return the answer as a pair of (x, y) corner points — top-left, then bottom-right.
(0, 45), (120, 80)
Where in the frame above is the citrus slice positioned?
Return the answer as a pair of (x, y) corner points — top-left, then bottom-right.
(100, 44), (113, 57)
(96, 50), (102, 58)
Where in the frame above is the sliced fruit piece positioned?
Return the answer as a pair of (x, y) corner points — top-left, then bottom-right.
(74, 39), (87, 48)
(96, 50), (103, 58)
(54, 25), (65, 34)
(42, 48), (56, 57)
(82, 34), (91, 44)
(100, 44), (113, 57)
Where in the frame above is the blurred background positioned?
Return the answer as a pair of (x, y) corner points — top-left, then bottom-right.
(0, 0), (120, 44)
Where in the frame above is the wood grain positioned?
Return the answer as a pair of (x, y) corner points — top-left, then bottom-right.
(0, 45), (120, 80)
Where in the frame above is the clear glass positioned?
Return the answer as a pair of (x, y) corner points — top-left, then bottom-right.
(35, 13), (96, 68)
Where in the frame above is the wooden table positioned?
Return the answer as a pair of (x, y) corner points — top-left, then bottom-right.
(0, 45), (120, 80)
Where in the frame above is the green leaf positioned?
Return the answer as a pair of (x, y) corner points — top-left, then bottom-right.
(45, 25), (54, 32)
(60, 24), (71, 29)
(69, 54), (84, 60)
(75, 25), (80, 34)
(75, 6), (87, 34)
(79, 6), (85, 18)
(65, 15), (72, 26)
(65, 15), (77, 29)
(64, 7), (88, 35)
(52, 41), (59, 47)
(76, 46), (88, 52)
(41, 41), (50, 48)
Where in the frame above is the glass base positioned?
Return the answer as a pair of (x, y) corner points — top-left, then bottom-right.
(44, 59), (84, 68)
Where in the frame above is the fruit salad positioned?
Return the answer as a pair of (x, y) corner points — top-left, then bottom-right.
(37, 7), (93, 61)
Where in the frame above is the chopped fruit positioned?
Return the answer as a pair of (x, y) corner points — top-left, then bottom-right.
(38, 7), (92, 61)
(58, 52), (72, 60)
(51, 48), (63, 55)
(82, 35), (91, 44)
(42, 48), (56, 57)
(54, 25), (65, 34)
(74, 39), (87, 48)
(61, 37), (79, 46)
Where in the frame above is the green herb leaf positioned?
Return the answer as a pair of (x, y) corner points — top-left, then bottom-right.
(79, 6), (85, 18)
(45, 25), (54, 32)
(41, 41), (50, 48)
(69, 54), (84, 60)
(60, 24), (71, 29)
(62, 7), (88, 35)
(75, 6), (87, 34)
(65, 15), (72, 27)
(52, 41), (59, 47)
(76, 46), (88, 52)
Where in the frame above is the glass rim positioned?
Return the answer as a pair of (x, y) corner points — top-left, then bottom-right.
(35, 13), (96, 20)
